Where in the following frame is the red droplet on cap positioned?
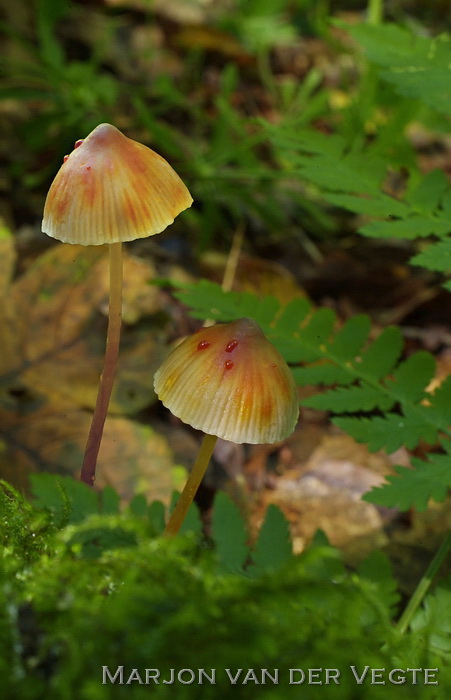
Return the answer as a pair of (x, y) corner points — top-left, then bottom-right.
(224, 360), (234, 370)
(63, 155), (69, 163)
(225, 339), (238, 353)
(74, 139), (84, 149)
(197, 340), (211, 351)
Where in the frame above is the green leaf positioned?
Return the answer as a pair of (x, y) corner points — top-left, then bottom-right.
(347, 23), (451, 115)
(327, 192), (408, 218)
(407, 170), (450, 215)
(429, 377), (451, 427)
(178, 501), (202, 536)
(300, 307), (336, 348)
(211, 492), (249, 572)
(249, 504), (293, 575)
(411, 580), (451, 660)
(357, 326), (403, 380)
(62, 479), (101, 524)
(303, 384), (394, 413)
(30, 473), (68, 524)
(100, 487), (120, 516)
(147, 500), (166, 535)
(65, 524), (137, 559)
(275, 297), (313, 334)
(168, 492), (202, 536)
(30, 474), (98, 525)
(359, 217), (451, 240)
(357, 550), (400, 613)
(37, 0), (68, 69)
(412, 239), (451, 273)
(364, 454), (451, 511)
(265, 120), (451, 260)
(388, 351), (436, 402)
(174, 279), (280, 327)
(292, 363), (354, 387)
(442, 190), (451, 218)
(335, 408), (438, 452)
(298, 149), (385, 195)
(328, 314), (371, 361)
(128, 493), (147, 517)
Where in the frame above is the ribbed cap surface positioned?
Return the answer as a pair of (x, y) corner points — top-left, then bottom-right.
(42, 123), (193, 245)
(154, 318), (299, 444)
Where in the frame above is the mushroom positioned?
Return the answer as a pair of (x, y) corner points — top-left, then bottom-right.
(153, 317), (299, 535)
(42, 123), (192, 486)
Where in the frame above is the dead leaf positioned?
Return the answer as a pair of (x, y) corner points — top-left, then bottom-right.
(0, 242), (172, 497)
(176, 26), (251, 60)
(98, 254), (161, 324)
(0, 396), (173, 502)
(104, 0), (209, 23)
(0, 224), (17, 371)
(249, 433), (396, 561)
(4, 244), (164, 413)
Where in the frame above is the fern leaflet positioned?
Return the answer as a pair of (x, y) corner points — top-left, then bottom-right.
(364, 452), (451, 511)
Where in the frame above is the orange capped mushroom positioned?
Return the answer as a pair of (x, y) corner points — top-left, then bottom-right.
(154, 318), (298, 444)
(41, 123), (192, 487)
(154, 318), (299, 534)
(42, 123), (192, 245)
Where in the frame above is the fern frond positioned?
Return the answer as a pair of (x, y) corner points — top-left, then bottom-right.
(327, 314), (371, 360)
(326, 192), (408, 218)
(363, 453), (451, 511)
(304, 385), (394, 413)
(346, 23), (451, 116)
(411, 581), (451, 661)
(387, 351), (436, 403)
(173, 279), (281, 324)
(175, 280), (451, 511)
(428, 377), (451, 428)
(292, 364), (354, 387)
(357, 551), (400, 614)
(265, 121), (451, 273)
(412, 239), (451, 273)
(357, 327), (403, 380)
(359, 216), (451, 240)
(335, 409), (438, 453)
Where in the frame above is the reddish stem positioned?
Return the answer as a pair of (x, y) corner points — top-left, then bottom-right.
(80, 242), (123, 486)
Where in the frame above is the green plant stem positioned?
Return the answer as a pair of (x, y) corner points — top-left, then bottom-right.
(396, 532), (451, 635)
(368, 0), (383, 24)
(80, 242), (123, 486)
(164, 433), (218, 536)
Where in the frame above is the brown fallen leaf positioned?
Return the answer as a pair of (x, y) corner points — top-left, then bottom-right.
(0, 396), (173, 502)
(0, 241), (171, 498)
(249, 433), (396, 561)
(104, 0), (208, 23)
(4, 243), (164, 413)
(0, 225), (17, 371)
(98, 253), (161, 324)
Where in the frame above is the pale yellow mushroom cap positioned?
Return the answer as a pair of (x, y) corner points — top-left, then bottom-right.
(154, 318), (299, 444)
(42, 123), (193, 245)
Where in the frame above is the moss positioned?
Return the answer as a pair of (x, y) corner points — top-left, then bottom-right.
(1, 482), (450, 699)
(0, 481), (55, 572)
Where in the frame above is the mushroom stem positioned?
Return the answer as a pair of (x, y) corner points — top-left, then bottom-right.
(164, 433), (218, 536)
(80, 241), (123, 486)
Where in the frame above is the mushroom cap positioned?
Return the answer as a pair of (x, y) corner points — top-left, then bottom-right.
(42, 123), (193, 245)
(154, 318), (299, 444)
